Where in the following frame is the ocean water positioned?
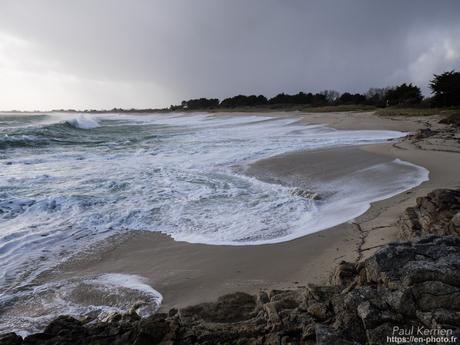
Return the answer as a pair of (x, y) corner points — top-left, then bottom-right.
(0, 112), (429, 334)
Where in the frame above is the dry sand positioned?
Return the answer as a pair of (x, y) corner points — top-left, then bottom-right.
(45, 111), (460, 311)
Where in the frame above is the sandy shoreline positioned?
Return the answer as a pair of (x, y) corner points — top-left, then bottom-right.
(41, 111), (460, 312)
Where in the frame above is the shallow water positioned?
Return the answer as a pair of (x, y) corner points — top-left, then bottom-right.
(0, 112), (428, 334)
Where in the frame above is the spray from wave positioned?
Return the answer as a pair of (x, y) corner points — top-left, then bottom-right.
(65, 115), (100, 129)
(0, 114), (103, 149)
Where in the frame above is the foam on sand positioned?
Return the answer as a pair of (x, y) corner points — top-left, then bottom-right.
(0, 273), (162, 336)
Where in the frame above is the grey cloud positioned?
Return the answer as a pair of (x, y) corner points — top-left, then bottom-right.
(0, 0), (459, 109)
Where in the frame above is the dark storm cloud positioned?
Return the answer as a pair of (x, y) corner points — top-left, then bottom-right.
(0, 0), (459, 109)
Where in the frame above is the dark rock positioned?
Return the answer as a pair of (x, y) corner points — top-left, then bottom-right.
(451, 212), (460, 233)
(256, 290), (269, 305)
(329, 261), (357, 287)
(134, 313), (171, 344)
(22, 333), (54, 345)
(290, 188), (321, 200)
(43, 315), (84, 335)
(0, 333), (22, 345)
(307, 302), (329, 321)
(180, 292), (257, 323)
(412, 281), (460, 311)
(412, 128), (436, 140)
(168, 308), (178, 317)
(4, 236), (460, 345)
(315, 325), (353, 345)
(440, 112), (460, 127)
(382, 289), (416, 316)
(357, 301), (401, 329)
(399, 189), (460, 239)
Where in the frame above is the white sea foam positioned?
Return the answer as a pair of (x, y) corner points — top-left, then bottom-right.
(65, 115), (100, 129)
(0, 273), (162, 336)
(0, 113), (423, 253)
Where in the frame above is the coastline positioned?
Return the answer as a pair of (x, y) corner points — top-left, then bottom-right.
(35, 111), (460, 314)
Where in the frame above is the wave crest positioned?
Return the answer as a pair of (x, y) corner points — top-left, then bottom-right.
(65, 116), (100, 129)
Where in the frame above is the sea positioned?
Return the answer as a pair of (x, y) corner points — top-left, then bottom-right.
(0, 112), (429, 334)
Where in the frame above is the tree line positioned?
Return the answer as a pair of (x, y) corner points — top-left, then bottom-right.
(171, 70), (460, 110)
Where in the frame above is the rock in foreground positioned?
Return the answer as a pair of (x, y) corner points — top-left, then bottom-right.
(2, 236), (460, 345)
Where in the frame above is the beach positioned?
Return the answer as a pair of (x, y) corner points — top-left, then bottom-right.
(32, 110), (460, 314)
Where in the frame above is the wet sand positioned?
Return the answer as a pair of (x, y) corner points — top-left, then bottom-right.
(44, 111), (460, 311)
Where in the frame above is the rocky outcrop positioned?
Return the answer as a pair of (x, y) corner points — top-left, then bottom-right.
(440, 113), (460, 127)
(2, 236), (460, 345)
(411, 128), (437, 140)
(399, 189), (460, 240)
(290, 188), (321, 200)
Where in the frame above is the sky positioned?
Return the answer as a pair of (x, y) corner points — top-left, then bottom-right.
(0, 0), (459, 111)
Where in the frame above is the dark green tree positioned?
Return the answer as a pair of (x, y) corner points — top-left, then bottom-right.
(337, 92), (366, 105)
(268, 93), (292, 104)
(365, 88), (388, 107)
(385, 83), (423, 106)
(220, 95), (268, 108)
(268, 92), (326, 106)
(430, 70), (460, 106)
(181, 98), (219, 110)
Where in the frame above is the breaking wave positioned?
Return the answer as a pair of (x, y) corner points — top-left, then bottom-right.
(66, 115), (100, 129)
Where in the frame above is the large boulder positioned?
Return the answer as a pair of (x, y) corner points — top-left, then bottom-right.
(399, 189), (460, 239)
(411, 128), (436, 140)
(0, 334), (22, 345)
